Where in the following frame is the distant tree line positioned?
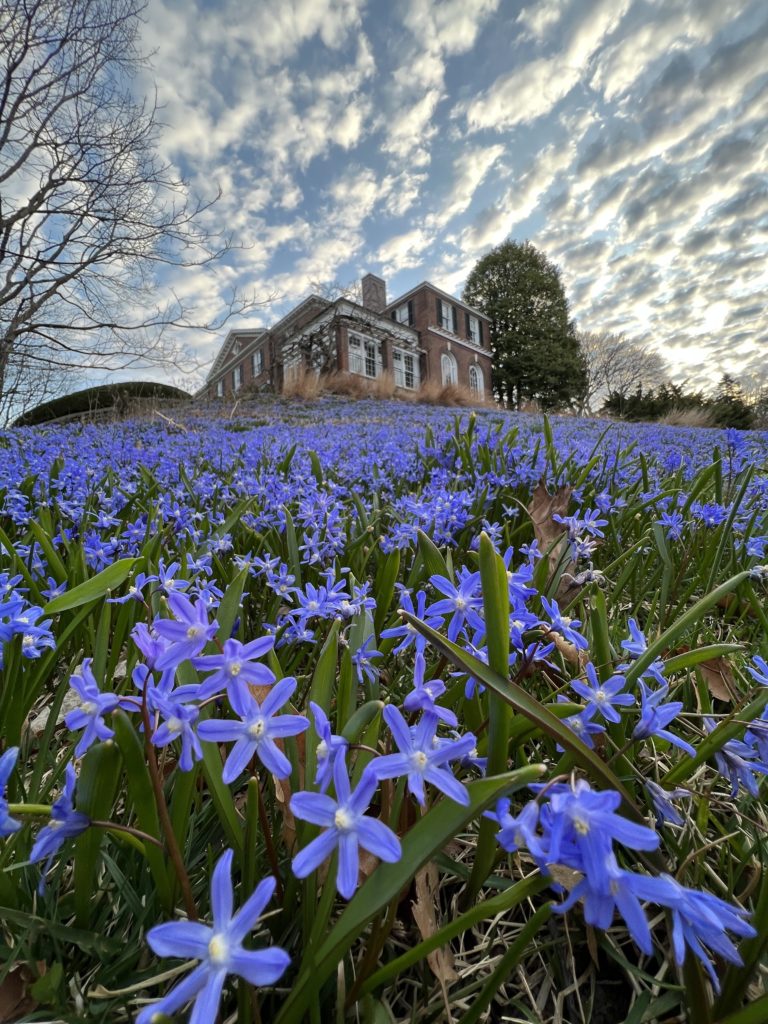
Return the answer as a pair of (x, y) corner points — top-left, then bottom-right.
(604, 376), (758, 430)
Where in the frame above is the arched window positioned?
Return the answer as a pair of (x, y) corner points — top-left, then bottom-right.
(469, 364), (484, 395)
(441, 352), (458, 386)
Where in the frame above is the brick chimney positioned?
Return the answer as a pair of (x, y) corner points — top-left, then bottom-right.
(361, 272), (386, 313)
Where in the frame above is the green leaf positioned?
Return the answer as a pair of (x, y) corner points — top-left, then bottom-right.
(274, 765), (546, 1024)
(112, 711), (173, 911)
(623, 572), (751, 690)
(465, 533), (510, 902)
(664, 688), (768, 786)
(215, 566), (249, 642)
(30, 962), (63, 1004)
(713, 994), (768, 1024)
(373, 549), (401, 638)
(74, 740), (124, 926)
(401, 611), (654, 833)
(417, 528), (449, 579)
(44, 557), (138, 614)
(662, 644), (744, 676)
(361, 872), (549, 995)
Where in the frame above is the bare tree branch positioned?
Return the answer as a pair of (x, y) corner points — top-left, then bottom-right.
(0, 0), (263, 422)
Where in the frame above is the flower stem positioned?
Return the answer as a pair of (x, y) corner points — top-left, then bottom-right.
(141, 692), (198, 920)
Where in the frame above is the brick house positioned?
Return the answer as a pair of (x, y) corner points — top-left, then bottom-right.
(203, 273), (493, 401)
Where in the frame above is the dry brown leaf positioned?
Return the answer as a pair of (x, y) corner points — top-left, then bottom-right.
(543, 626), (588, 668)
(273, 776), (297, 854)
(412, 862), (458, 985)
(698, 656), (736, 702)
(527, 479), (576, 599)
(0, 965), (37, 1023)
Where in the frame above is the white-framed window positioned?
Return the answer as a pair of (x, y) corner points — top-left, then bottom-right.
(469, 363), (484, 395)
(216, 380), (224, 398)
(348, 332), (382, 378)
(252, 348), (264, 375)
(394, 301), (412, 325)
(441, 351), (458, 386)
(233, 365), (243, 391)
(468, 315), (480, 345)
(438, 298), (454, 331)
(392, 347), (420, 390)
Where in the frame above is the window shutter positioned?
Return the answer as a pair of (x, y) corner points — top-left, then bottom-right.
(452, 306), (458, 333)
(478, 319), (484, 345)
(465, 311), (471, 336)
(408, 299), (414, 325)
(391, 310), (396, 321)
(436, 296), (442, 321)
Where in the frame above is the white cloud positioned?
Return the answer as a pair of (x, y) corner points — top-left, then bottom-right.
(461, 0), (631, 130)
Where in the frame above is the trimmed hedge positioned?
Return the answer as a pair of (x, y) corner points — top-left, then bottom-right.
(14, 381), (191, 427)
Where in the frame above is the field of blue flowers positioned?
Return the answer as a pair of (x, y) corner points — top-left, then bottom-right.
(1, 396), (768, 1023)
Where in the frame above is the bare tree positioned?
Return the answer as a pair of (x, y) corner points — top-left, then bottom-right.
(0, 0), (258, 420)
(577, 331), (670, 413)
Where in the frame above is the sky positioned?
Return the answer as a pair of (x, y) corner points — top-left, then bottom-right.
(138, 0), (768, 394)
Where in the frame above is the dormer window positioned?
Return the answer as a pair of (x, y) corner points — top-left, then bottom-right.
(393, 301), (413, 326)
(467, 314), (481, 346)
(437, 298), (457, 332)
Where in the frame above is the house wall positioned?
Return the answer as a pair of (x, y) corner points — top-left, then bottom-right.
(398, 285), (493, 398)
(205, 280), (494, 401)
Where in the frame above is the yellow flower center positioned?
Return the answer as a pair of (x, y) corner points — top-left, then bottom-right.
(228, 661), (242, 677)
(208, 934), (229, 966)
(334, 808), (352, 831)
(249, 720), (265, 739)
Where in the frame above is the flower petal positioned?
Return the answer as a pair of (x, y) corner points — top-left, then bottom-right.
(292, 828), (339, 879)
(146, 921), (212, 960)
(356, 817), (401, 863)
(230, 947), (291, 987)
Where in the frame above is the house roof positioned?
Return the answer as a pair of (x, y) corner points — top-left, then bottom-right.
(385, 281), (490, 322)
(206, 327), (268, 381)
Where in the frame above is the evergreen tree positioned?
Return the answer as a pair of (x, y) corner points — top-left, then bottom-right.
(463, 239), (586, 409)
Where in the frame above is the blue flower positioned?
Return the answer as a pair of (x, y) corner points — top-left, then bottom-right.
(554, 852), (658, 956)
(547, 779), (660, 886)
(747, 655), (768, 687)
(0, 747), (20, 837)
(540, 596), (589, 650)
(197, 676), (308, 781)
(64, 658), (120, 756)
(192, 635), (275, 703)
(426, 570), (484, 642)
(402, 652), (458, 726)
(151, 698), (203, 772)
(371, 705), (475, 806)
(631, 872), (756, 992)
(570, 663), (634, 724)
(309, 701), (348, 792)
(703, 717), (768, 797)
(137, 849), (289, 1024)
(486, 798), (542, 857)
(30, 763), (90, 878)
(351, 636), (382, 685)
(645, 780), (690, 827)
(153, 593), (218, 670)
(633, 682), (695, 756)
(290, 753), (401, 899)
